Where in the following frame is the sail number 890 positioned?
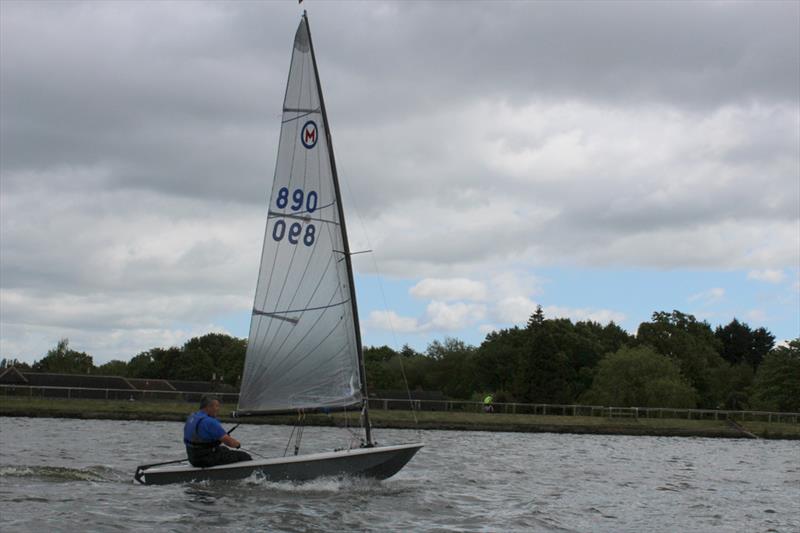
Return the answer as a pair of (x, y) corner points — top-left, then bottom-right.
(272, 220), (315, 246)
(276, 187), (317, 213)
(273, 187), (318, 246)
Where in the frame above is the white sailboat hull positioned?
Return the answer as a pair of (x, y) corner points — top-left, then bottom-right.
(134, 443), (423, 485)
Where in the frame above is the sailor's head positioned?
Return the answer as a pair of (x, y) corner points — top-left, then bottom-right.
(199, 395), (221, 417)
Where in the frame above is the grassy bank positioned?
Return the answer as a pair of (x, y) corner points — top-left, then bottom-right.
(2, 396), (798, 439)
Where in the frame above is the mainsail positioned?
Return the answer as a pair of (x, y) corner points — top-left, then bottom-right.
(133, 14), (422, 485)
(237, 17), (364, 414)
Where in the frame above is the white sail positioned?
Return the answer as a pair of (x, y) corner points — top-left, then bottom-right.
(237, 18), (362, 413)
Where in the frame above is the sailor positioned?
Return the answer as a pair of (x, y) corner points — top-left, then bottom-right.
(183, 396), (252, 468)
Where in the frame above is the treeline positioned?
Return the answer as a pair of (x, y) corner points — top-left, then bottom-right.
(3, 309), (798, 412)
(365, 309), (798, 412)
(2, 334), (247, 387)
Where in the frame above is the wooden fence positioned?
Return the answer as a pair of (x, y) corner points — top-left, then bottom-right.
(371, 398), (799, 424)
(0, 384), (239, 403)
(1, 384), (797, 424)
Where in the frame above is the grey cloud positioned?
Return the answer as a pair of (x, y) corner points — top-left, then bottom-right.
(3, 1), (797, 203)
(317, 2), (799, 118)
(1, 1), (798, 360)
(0, 188), (262, 293)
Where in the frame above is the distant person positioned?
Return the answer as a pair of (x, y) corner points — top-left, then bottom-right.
(483, 394), (494, 413)
(184, 396), (251, 468)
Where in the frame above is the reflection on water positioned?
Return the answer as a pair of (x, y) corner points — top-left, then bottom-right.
(0, 416), (798, 532)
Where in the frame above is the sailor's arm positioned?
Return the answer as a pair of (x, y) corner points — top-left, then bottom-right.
(221, 434), (241, 449)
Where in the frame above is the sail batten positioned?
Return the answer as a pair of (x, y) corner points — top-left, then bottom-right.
(283, 107), (321, 113)
(237, 16), (363, 414)
(253, 299), (349, 317)
(267, 210), (340, 225)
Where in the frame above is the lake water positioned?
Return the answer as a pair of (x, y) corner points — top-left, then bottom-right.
(0, 416), (798, 532)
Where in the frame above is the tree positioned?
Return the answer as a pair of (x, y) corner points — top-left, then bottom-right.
(386, 351), (432, 391)
(125, 334), (246, 383)
(183, 333), (247, 385)
(96, 360), (129, 376)
(0, 358), (31, 370)
(707, 363), (754, 409)
(127, 351), (157, 378)
(127, 347), (182, 379)
(581, 345), (697, 408)
(32, 339), (94, 374)
(715, 318), (753, 366)
(750, 339), (800, 412)
(600, 321), (634, 353)
(364, 345), (400, 390)
(513, 318), (575, 404)
(637, 310), (725, 407)
(475, 327), (528, 395)
(526, 305), (545, 330)
(425, 338), (477, 399)
(364, 345), (398, 363)
(750, 327), (776, 369)
(715, 318), (775, 369)
(399, 344), (420, 358)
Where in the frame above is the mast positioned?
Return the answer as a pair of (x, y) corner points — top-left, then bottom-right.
(303, 12), (373, 446)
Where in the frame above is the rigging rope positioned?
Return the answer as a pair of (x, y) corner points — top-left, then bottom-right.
(338, 164), (421, 438)
(294, 410), (306, 456)
(239, 447), (269, 460)
(283, 410), (306, 457)
(342, 405), (362, 449)
(283, 424), (296, 457)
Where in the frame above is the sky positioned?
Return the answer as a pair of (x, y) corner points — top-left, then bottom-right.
(1, 0), (798, 365)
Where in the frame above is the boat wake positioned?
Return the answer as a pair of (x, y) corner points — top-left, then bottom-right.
(240, 472), (413, 496)
(0, 464), (122, 483)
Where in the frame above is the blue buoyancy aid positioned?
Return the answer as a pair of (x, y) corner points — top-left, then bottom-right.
(183, 411), (220, 449)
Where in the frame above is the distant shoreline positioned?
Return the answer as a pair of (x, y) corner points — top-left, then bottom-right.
(2, 397), (798, 440)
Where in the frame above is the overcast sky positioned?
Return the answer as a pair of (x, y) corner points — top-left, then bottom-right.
(1, 0), (798, 364)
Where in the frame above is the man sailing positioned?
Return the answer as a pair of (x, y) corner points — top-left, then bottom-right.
(184, 396), (252, 467)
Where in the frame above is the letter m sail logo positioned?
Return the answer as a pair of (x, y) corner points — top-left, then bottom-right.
(301, 120), (318, 149)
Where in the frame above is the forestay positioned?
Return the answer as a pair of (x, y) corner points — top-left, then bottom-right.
(237, 18), (361, 414)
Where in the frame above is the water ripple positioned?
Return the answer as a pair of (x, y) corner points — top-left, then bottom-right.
(0, 417), (798, 532)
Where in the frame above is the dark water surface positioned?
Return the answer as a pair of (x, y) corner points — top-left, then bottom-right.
(0, 417), (797, 532)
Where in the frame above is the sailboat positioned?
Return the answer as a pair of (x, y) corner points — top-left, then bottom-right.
(134, 13), (422, 485)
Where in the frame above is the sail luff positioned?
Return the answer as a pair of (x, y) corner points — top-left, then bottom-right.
(303, 13), (373, 445)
